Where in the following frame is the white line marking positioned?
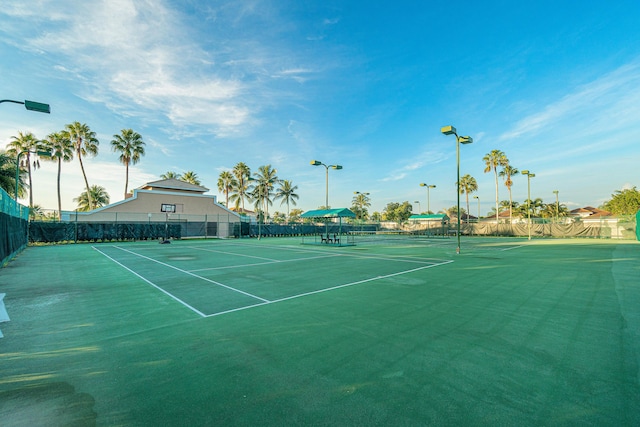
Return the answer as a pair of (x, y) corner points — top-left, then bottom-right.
(204, 259), (454, 317)
(92, 246), (207, 317)
(110, 245), (270, 303)
(189, 253), (341, 272)
(188, 246), (281, 262)
(500, 245), (524, 251)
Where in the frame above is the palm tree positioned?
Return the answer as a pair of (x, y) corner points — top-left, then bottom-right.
(483, 149), (508, 224)
(217, 171), (237, 208)
(230, 162), (251, 212)
(0, 150), (21, 196)
(251, 165), (279, 219)
(74, 185), (110, 211)
(181, 171), (201, 185)
(63, 122), (99, 210)
(458, 174), (478, 223)
(275, 179), (299, 219)
(351, 192), (372, 220)
(499, 164), (519, 223)
(6, 131), (43, 207)
(111, 129), (145, 199)
(161, 171), (181, 180)
(41, 132), (74, 220)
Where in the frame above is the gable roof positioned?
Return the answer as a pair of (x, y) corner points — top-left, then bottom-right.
(300, 208), (356, 218)
(139, 178), (209, 193)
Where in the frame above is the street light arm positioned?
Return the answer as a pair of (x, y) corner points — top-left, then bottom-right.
(1, 99), (50, 113)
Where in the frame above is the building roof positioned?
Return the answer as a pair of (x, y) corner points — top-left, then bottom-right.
(570, 206), (612, 217)
(409, 214), (450, 221)
(300, 208), (356, 218)
(139, 178), (210, 193)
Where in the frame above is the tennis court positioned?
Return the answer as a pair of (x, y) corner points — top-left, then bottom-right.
(1, 236), (639, 425)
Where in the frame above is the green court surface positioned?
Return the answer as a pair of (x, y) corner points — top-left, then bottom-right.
(1, 237), (639, 425)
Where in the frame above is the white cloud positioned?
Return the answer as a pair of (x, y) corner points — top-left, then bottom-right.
(500, 61), (640, 141)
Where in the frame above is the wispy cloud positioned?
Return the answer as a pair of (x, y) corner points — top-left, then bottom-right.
(1, 0), (289, 137)
(380, 148), (448, 182)
(499, 61), (640, 141)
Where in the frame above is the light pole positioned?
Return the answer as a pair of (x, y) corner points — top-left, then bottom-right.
(414, 201), (421, 214)
(553, 190), (559, 222)
(1, 99), (50, 114)
(473, 195), (480, 220)
(15, 149), (50, 201)
(419, 183), (436, 214)
(441, 126), (473, 254)
(311, 160), (342, 209)
(522, 170), (535, 240)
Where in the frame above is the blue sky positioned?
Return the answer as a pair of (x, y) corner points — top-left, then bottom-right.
(1, 0), (639, 215)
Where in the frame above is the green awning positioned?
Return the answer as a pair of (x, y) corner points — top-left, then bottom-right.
(300, 208), (356, 218)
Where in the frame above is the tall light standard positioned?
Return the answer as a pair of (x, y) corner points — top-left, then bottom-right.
(522, 170), (535, 240)
(552, 190), (559, 222)
(419, 183), (436, 214)
(1, 99), (51, 114)
(414, 201), (421, 214)
(473, 195), (480, 220)
(310, 160), (342, 208)
(441, 126), (473, 254)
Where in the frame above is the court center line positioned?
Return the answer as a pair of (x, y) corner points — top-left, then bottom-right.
(111, 245), (270, 303)
(187, 246), (281, 262)
(189, 253), (342, 272)
(92, 246), (207, 317)
(204, 259), (454, 318)
(500, 245), (524, 251)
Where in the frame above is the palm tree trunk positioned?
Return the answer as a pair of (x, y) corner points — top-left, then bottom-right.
(494, 170), (499, 224)
(124, 161), (129, 199)
(466, 193), (470, 224)
(26, 153), (34, 208)
(57, 158), (62, 221)
(78, 153), (93, 210)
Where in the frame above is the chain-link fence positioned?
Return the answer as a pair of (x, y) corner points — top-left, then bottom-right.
(29, 212), (251, 243)
(0, 188), (29, 265)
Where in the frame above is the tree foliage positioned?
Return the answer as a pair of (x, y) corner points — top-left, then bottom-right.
(74, 185), (110, 211)
(601, 187), (640, 215)
(382, 201), (413, 222)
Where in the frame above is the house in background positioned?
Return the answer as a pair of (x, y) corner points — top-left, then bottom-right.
(61, 178), (241, 238)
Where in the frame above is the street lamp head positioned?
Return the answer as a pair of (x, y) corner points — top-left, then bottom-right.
(310, 160), (322, 166)
(473, 196), (479, 199)
(332, 165), (343, 170)
(440, 125), (457, 135)
(24, 100), (51, 114)
(529, 173), (535, 178)
(430, 185), (436, 189)
(553, 190), (559, 195)
(521, 170), (530, 175)
(459, 136), (473, 144)
(419, 183), (426, 187)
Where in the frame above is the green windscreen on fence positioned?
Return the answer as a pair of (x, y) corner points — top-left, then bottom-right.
(0, 187), (29, 266)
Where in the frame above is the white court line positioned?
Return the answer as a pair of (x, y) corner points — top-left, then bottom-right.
(110, 245), (270, 303)
(204, 259), (454, 318)
(187, 246), (281, 262)
(92, 246), (207, 317)
(189, 253), (341, 272)
(219, 241), (448, 265)
(500, 245), (524, 251)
